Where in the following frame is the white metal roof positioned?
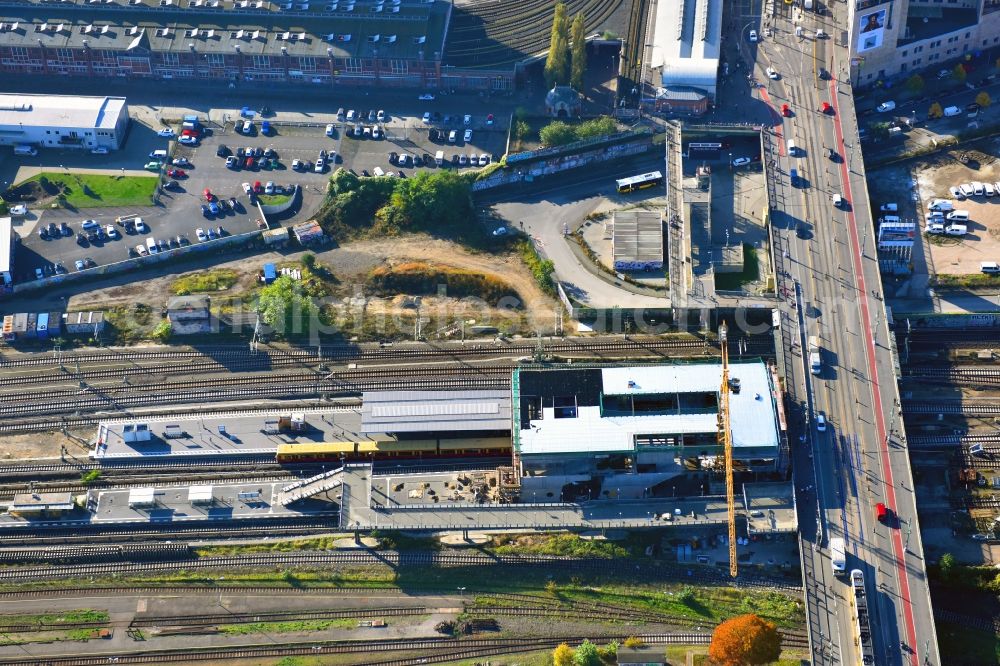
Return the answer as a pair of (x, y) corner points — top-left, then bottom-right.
(0, 217), (11, 276)
(128, 487), (156, 504)
(361, 390), (511, 433)
(518, 362), (779, 456)
(188, 485), (213, 502)
(648, 0), (722, 90)
(0, 94), (125, 130)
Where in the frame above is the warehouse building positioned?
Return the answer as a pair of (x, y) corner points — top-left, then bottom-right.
(0, 93), (128, 152)
(0, 1), (511, 91)
(647, 0), (722, 113)
(512, 362), (784, 498)
(612, 210), (664, 272)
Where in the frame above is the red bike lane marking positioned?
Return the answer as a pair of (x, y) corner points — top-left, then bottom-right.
(757, 86), (786, 156)
(828, 78), (919, 664)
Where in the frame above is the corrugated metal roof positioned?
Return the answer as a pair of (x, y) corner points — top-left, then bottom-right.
(361, 389), (511, 433)
(518, 362), (779, 455)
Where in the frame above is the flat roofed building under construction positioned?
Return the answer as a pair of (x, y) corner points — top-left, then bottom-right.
(612, 210), (664, 271)
(512, 361), (783, 474)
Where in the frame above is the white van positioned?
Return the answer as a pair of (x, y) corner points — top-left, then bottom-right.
(373, 166), (385, 177)
(943, 106), (961, 117)
(149, 149), (168, 160)
(448, 130), (457, 144)
(945, 224), (967, 236)
(880, 215), (900, 224)
(146, 237), (160, 254)
(435, 150), (444, 166)
(928, 199), (954, 212)
(832, 193), (843, 208)
(13, 144), (37, 156)
(981, 261), (1000, 274)
(787, 140), (797, 156)
(880, 203), (898, 212)
(946, 210), (970, 221)
(926, 222), (945, 235)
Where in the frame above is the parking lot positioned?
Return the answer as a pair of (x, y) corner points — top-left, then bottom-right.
(8, 104), (508, 284)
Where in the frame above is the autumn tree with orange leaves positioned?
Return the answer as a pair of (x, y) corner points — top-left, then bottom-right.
(708, 614), (782, 666)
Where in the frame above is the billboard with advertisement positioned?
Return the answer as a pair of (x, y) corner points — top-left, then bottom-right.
(857, 9), (886, 53)
(878, 221), (915, 248)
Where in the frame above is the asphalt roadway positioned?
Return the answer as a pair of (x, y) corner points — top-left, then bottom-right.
(742, 2), (941, 665)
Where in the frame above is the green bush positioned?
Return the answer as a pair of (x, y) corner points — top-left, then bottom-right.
(151, 321), (172, 342)
(539, 121), (577, 147)
(538, 116), (620, 147)
(517, 240), (555, 294)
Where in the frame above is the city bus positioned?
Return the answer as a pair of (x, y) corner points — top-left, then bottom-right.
(615, 171), (663, 193)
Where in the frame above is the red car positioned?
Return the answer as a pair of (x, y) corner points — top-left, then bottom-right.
(781, 104), (792, 117)
(166, 168), (186, 178)
(253, 181), (263, 193)
(820, 102), (833, 115)
(875, 502), (888, 523)
(244, 156), (256, 169)
(203, 188), (214, 202)
(181, 128), (200, 137)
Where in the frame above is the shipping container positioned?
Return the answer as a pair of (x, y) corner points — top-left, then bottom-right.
(25, 312), (37, 338)
(263, 263), (277, 284)
(36, 312), (49, 339)
(47, 312), (62, 335)
(2, 315), (14, 341)
(11, 313), (27, 336)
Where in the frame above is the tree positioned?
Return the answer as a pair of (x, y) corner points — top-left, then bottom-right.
(569, 12), (587, 90)
(383, 170), (475, 234)
(539, 120), (577, 147)
(574, 116), (618, 140)
(905, 74), (924, 94)
(953, 63), (967, 83)
(572, 639), (601, 666)
(513, 119), (531, 142)
(301, 253), (316, 270)
(552, 643), (575, 666)
(928, 102), (943, 119)
(257, 275), (315, 334)
(976, 91), (992, 108)
(708, 614), (782, 666)
(544, 2), (569, 88)
(870, 122), (890, 141)
(939, 552), (956, 581)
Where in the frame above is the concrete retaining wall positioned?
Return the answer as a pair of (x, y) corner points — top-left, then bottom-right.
(7, 229), (262, 297)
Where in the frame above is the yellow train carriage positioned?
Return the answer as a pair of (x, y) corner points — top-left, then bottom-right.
(276, 437), (511, 463)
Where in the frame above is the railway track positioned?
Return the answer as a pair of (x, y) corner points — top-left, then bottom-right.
(0, 337), (757, 371)
(0, 633), (744, 666)
(620, 0), (648, 88)
(0, 551), (802, 592)
(902, 400), (1000, 416)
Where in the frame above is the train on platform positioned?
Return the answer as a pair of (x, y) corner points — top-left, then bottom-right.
(275, 437), (511, 463)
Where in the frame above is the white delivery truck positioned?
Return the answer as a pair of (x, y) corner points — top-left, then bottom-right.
(830, 537), (846, 576)
(435, 150), (445, 166)
(808, 336), (821, 375)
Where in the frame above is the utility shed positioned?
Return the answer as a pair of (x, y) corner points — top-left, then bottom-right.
(166, 296), (212, 335)
(612, 210), (664, 271)
(361, 390), (512, 435)
(617, 646), (666, 666)
(128, 487), (156, 508)
(188, 485), (214, 505)
(7, 492), (74, 517)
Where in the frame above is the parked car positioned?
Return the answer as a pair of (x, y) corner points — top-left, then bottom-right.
(781, 104), (792, 117)
(171, 157), (191, 167)
(876, 100), (896, 113)
(291, 159), (303, 170)
(157, 128), (176, 137)
(196, 228), (208, 242)
(178, 135), (198, 145)
(464, 129), (473, 142)
(217, 144), (231, 157)
(203, 188), (214, 201)
(144, 161), (161, 171)
(91, 146), (109, 155)
(418, 93), (435, 100)
(731, 157), (751, 167)
(105, 225), (119, 239)
(748, 30), (757, 42)
(478, 154), (490, 166)
(242, 182), (253, 195)
(167, 168), (186, 178)
(422, 112), (432, 123)
(164, 179), (181, 190)
(766, 67), (779, 80)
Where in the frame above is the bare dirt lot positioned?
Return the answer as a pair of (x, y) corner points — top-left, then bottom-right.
(66, 235), (560, 339)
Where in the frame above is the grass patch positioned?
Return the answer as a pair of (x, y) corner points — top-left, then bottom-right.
(18, 172), (158, 208)
(219, 618), (356, 635)
(258, 193), (293, 206)
(933, 272), (1000, 289)
(366, 262), (518, 305)
(489, 534), (628, 559)
(171, 268), (240, 295)
(714, 244), (760, 291)
(0, 609), (109, 626)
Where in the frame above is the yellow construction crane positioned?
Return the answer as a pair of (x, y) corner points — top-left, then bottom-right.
(719, 322), (738, 578)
